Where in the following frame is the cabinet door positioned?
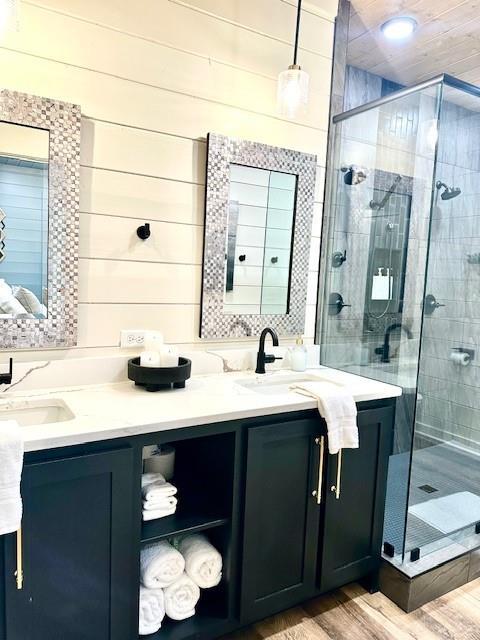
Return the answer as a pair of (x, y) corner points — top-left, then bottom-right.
(318, 405), (394, 593)
(241, 417), (322, 623)
(3, 448), (136, 640)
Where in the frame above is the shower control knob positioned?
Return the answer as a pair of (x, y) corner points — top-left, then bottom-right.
(424, 294), (445, 315)
(328, 292), (351, 316)
(332, 250), (347, 268)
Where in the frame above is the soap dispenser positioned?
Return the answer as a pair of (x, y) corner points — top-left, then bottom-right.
(291, 336), (307, 372)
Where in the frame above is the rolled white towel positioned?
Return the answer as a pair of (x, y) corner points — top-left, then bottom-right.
(164, 573), (200, 621)
(139, 586), (165, 636)
(140, 541), (185, 589)
(178, 534), (222, 589)
(143, 496), (177, 511)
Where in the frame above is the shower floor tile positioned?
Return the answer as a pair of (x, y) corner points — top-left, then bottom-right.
(383, 442), (480, 558)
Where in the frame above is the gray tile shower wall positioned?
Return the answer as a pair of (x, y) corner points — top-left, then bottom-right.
(418, 99), (480, 453)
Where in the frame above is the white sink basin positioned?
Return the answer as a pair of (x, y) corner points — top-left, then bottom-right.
(0, 399), (75, 427)
(236, 372), (327, 396)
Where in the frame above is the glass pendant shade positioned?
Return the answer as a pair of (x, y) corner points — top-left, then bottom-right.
(277, 64), (309, 120)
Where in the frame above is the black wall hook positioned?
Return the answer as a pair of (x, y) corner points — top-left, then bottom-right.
(137, 223), (151, 240)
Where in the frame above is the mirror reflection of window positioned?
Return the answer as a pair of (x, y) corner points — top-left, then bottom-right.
(0, 122), (49, 319)
(224, 164), (296, 316)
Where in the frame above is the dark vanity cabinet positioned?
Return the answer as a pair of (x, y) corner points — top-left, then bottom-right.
(0, 401), (395, 640)
(241, 403), (395, 623)
(240, 416), (322, 622)
(318, 405), (394, 593)
(2, 448), (137, 640)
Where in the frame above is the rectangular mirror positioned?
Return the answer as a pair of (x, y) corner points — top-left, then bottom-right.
(225, 164), (297, 316)
(201, 133), (316, 339)
(0, 122), (49, 320)
(0, 89), (81, 349)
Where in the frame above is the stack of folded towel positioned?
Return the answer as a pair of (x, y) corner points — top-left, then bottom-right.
(138, 534), (223, 634)
(142, 472), (178, 521)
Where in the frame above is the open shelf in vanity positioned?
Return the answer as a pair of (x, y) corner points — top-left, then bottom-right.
(139, 429), (239, 639)
(141, 514), (230, 544)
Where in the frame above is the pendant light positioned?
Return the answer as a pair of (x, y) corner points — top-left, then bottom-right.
(277, 0), (309, 119)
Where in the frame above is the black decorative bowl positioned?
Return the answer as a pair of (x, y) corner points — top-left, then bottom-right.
(128, 357), (191, 392)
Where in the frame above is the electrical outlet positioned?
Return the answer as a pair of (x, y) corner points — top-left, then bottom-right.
(120, 330), (146, 349)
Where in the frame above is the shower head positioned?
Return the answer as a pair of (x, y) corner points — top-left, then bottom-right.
(436, 181), (461, 200)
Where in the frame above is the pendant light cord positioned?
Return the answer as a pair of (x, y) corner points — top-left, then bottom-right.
(293, 0), (302, 65)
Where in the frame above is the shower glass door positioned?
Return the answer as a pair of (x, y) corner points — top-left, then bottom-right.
(320, 75), (480, 569)
(404, 82), (480, 563)
(319, 81), (442, 563)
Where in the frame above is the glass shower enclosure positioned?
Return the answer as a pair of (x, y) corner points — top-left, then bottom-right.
(319, 74), (480, 571)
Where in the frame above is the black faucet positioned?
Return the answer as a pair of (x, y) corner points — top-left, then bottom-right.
(0, 358), (13, 385)
(375, 323), (413, 363)
(255, 328), (282, 374)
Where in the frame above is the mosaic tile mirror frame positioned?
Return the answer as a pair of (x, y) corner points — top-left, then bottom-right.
(0, 89), (81, 349)
(200, 133), (317, 339)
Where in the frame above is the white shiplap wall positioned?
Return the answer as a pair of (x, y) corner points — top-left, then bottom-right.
(2, 0), (337, 358)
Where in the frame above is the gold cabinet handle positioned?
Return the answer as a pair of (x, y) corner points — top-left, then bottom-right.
(330, 450), (342, 500)
(313, 436), (325, 505)
(15, 526), (23, 590)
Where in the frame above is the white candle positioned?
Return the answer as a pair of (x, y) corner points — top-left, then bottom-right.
(159, 345), (178, 367)
(140, 350), (161, 367)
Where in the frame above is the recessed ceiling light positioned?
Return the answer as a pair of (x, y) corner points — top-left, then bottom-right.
(381, 17), (417, 40)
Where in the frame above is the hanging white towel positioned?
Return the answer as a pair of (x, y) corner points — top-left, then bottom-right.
(139, 586), (165, 636)
(164, 573), (200, 621)
(0, 420), (23, 535)
(178, 534), (222, 589)
(290, 380), (358, 454)
(140, 541), (185, 589)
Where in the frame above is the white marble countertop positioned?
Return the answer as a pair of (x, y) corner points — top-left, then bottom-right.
(1, 367), (402, 452)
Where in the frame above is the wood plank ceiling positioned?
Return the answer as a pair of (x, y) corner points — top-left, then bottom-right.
(348, 0), (480, 94)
